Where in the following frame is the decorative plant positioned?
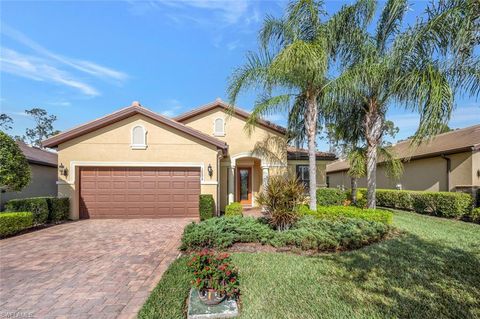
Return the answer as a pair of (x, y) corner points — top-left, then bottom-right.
(256, 175), (306, 231)
(187, 250), (240, 299)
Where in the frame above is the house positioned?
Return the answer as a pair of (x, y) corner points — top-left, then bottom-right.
(42, 99), (336, 219)
(0, 141), (58, 209)
(327, 124), (480, 200)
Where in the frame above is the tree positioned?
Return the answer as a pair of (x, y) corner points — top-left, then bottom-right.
(0, 132), (31, 192)
(228, 0), (374, 210)
(23, 108), (58, 148)
(0, 113), (13, 131)
(328, 0), (479, 208)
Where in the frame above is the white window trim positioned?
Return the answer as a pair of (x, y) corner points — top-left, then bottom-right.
(131, 125), (148, 149)
(213, 117), (225, 137)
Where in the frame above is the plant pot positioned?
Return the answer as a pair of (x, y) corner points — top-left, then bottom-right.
(197, 288), (226, 305)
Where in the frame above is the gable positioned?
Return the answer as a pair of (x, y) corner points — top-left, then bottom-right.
(178, 106), (285, 155)
(42, 105), (227, 151)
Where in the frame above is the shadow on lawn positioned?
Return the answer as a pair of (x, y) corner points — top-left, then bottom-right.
(328, 233), (480, 319)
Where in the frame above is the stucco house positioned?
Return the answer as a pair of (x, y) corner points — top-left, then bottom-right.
(327, 124), (480, 200)
(42, 99), (336, 219)
(0, 141), (58, 209)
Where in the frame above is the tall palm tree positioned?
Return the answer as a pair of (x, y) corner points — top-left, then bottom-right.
(328, 0), (479, 208)
(228, 0), (375, 210)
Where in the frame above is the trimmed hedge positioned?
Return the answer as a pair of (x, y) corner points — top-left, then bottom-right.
(180, 215), (390, 251)
(5, 197), (49, 225)
(225, 202), (243, 217)
(358, 188), (473, 219)
(5, 197), (70, 224)
(467, 207), (480, 224)
(47, 198), (70, 223)
(317, 188), (347, 206)
(0, 212), (34, 237)
(199, 194), (215, 221)
(315, 205), (393, 224)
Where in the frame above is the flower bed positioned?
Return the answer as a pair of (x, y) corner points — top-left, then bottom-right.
(181, 216), (390, 252)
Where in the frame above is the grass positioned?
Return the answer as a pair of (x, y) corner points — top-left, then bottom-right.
(138, 210), (480, 319)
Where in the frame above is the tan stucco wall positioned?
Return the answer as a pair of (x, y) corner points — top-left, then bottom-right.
(56, 114), (220, 219)
(472, 151), (480, 186)
(0, 164), (57, 209)
(180, 107), (286, 159)
(327, 151), (476, 191)
(287, 160), (329, 188)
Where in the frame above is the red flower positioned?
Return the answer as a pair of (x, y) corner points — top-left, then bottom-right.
(230, 278), (236, 283)
(226, 271), (231, 276)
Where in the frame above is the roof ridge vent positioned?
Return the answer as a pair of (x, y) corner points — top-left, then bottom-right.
(131, 101), (141, 107)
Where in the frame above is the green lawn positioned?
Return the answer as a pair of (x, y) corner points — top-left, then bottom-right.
(138, 211), (480, 319)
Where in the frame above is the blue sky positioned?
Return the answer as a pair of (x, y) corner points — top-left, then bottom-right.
(1, 0), (478, 151)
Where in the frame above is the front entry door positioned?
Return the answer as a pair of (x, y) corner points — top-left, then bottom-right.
(236, 167), (252, 205)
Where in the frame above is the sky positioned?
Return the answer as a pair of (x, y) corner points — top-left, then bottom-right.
(1, 0), (479, 151)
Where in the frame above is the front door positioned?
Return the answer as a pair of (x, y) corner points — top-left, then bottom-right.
(236, 167), (252, 205)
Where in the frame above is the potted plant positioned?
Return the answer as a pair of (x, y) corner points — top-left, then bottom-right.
(187, 249), (240, 305)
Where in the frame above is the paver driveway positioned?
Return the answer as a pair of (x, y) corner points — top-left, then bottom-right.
(0, 218), (194, 319)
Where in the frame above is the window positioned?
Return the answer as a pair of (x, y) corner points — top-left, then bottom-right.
(296, 165), (310, 189)
(131, 125), (147, 149)
(213, 118), (225, 136)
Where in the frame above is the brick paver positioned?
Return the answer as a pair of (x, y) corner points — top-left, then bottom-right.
(0, 218), (194, 319)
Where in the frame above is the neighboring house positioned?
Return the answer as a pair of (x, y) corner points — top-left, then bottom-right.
(327, 124), (480, 197)
(42, 99), (336, 219)
(0, 141), (58, 209)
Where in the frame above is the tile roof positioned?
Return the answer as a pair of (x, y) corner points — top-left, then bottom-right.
(17, 141), (57, 167)
(327, 124), (480, 173)
(287, 146), (337, 161)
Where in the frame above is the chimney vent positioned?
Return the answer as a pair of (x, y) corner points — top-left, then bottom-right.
(131, 101), (141, 107)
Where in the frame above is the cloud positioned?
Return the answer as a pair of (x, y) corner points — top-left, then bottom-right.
(160, 99), (184, 117)
(1, 24), (127, 82)
(49, 101), (72, 107)
(0, 48), (100, 96)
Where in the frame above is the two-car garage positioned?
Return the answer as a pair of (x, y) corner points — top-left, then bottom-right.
(79, 167), (201, 219)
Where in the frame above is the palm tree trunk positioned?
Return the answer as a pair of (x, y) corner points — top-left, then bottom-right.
(365, 103), (383, 209)
(305, 94), (318, 210)
(351, 177), (357, 205)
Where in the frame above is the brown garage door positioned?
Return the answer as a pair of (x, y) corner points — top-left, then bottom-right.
(79, 167), (200, 219)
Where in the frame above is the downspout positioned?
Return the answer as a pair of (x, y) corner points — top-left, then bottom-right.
(441, 154), (451, 191)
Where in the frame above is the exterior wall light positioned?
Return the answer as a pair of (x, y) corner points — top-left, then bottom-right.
(59, 163), (69, 177)
(207, 164), (213, 177)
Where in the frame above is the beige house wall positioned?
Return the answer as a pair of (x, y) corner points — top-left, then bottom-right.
(287, 160), (329, 188)
(56, 114), (220, 219)
(327, 151), (476, 192)
(472, 151), (480, 186)
(180, 107), (286, 159)
(0, 164), (57, 209)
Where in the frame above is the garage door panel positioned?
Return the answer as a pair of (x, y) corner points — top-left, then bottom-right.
(80, 167), (200, 219)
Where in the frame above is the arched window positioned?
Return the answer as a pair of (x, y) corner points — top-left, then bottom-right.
(213, 118), (225, 136)
(131, 125), (147, 149)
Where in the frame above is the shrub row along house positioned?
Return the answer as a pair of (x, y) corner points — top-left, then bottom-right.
(0, 141), (58, 209)
(42, 99), (336, 219)
(327, 124), (480, 204)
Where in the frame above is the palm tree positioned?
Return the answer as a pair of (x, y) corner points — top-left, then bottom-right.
(328, 0), (479, 208)
(228, 0), (375, 210)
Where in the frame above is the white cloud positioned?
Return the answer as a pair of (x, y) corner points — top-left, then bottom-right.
(49, 101), (72, 107)
(0, 48), (100, 96)
(160, 99), (184, 117)
(1, 24), (127, 82)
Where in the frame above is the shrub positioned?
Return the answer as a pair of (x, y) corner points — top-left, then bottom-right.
(0, 132), (31, 192)
(181, 215), (390, 252)
(358, 188), (473, 219)
(187, 250), (239, 298)
(0, 212), (34, 237)
(225, 202), (243, 217)
(316, 188), (347, 206)
(256, 175), (306, 230)
(312, 205), (393, 225)
(47, 197), (70, 222)
(5, 197), (49, 225)
(199, 195), (215, 221)
(181, 216), (274, 250)
(467, 207), (480, 223)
